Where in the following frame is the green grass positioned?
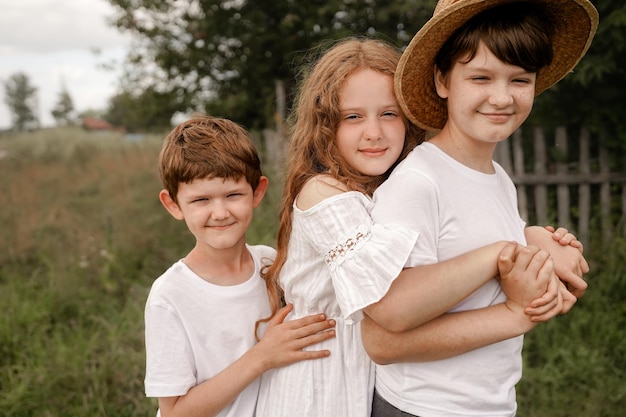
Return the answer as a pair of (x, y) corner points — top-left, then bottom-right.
(0, 127), (623, 416)
(518, 237), (626, 416)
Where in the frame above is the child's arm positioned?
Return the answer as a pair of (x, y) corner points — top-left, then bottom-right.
(525, 225), (589, 301)
(361, 245), (558, 364)
(158, 305), (335, 417)
(363, 240), (517, 333)
(363, 302), (538, 364)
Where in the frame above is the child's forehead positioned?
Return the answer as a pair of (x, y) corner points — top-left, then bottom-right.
(456, 42), (532, 73)
(341, 68), (392, 91)
(184, 175), (250, 189)
(342, 68), (390, 88)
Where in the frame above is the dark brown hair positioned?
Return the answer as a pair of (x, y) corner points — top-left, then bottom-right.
(436, 2), (554, 77)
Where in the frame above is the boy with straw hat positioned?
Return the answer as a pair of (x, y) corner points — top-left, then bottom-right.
(361, 1), (598, 416)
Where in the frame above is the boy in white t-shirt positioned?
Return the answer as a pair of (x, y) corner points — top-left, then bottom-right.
(362, 1), (598, 416)
(144, 115), (336, 417)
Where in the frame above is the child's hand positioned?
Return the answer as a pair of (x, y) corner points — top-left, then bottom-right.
(545, 242), (589, 298)
(545, 225), (584, 252)
(498, 244), (562, 322)
(256, 304), (336, 371)
(526, 226), (589, 298)
(556, 281), (577, 314)
(524, 276), (581, 320)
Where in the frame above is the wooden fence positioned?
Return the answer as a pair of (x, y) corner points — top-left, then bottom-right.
(494, 126), (626, 249)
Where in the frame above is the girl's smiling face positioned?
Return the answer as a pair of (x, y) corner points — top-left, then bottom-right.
(336, 68), (406, 177)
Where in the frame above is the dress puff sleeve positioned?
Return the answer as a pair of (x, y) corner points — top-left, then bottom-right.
(297, 191), (418, 323)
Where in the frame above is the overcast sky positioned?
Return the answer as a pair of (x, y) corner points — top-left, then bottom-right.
(0, 0), (132, 128)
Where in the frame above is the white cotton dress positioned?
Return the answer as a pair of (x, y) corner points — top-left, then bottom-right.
(255, 191), (418, 417)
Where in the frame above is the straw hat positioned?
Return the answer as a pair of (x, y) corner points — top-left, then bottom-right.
(396, 0), (599, 131)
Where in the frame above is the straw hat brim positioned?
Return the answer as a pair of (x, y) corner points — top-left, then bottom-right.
(396, 0), (599, 131)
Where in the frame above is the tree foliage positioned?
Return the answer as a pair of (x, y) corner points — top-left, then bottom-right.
(530, 0), (626, 141)
(105, 86), (186, 133)
(51, 86), (75, 126)
(106, 0), (436, 129)
(3, 72), (39, 131)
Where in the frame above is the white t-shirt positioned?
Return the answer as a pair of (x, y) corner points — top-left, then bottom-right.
(144, 244), (276, 417)
(256, 192), (418, 417)
(371, 142), (527, 417)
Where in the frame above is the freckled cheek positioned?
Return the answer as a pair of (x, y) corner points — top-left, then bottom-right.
(519, 93), (535, 114)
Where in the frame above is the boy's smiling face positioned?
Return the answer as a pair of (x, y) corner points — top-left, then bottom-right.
(435, 41), (536, 147)
(160, 176), (267, 252)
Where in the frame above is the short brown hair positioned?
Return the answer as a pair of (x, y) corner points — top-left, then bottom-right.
(158, 115), (262, 203)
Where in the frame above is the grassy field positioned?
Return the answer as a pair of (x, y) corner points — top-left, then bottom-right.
(0, 128), (623, 416)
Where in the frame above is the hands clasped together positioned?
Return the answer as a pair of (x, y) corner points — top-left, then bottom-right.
(499, 227), (589, 329)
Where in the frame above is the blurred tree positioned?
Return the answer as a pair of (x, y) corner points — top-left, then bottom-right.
(529, 0), (626, 143)
(105, 86), (187, 133)
(106, 0), (436, 130)
(51, 84), (75, 126)
(3, 72), (39, 131)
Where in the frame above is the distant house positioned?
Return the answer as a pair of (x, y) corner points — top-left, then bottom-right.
(81, 117), (122, 132)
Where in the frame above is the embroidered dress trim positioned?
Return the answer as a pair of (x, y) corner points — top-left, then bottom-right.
(324, 225), (372, 270)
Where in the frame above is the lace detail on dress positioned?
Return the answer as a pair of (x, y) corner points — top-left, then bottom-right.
(324, 225), (372, 271)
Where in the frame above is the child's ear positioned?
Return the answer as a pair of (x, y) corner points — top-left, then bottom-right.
(252, 176), (269, 208)
(434, 67), (449, 100)
(159, 189), (184, 220)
